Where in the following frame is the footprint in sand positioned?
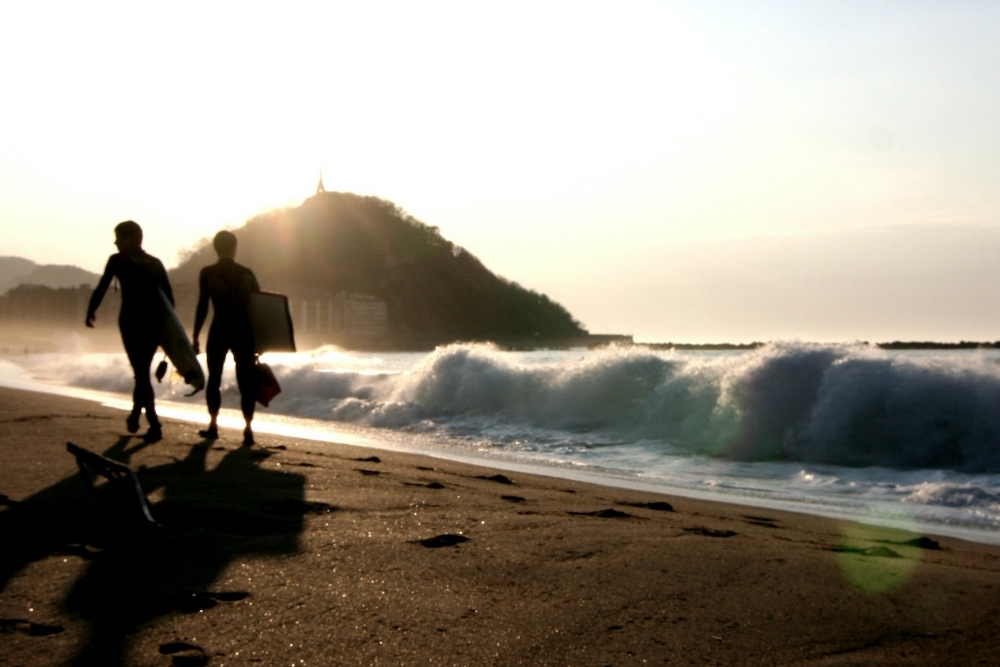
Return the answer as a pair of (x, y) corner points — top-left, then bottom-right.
(892, 536), (942, 551)
(299, 500), (338, 515)
(568, 508), (634, 519)
(158, 641), (208, 666)
(402, 481), (445, 489)
(833, 545), (903, 559)
(743, 515), (780, 528)
(174, 591), (250, 614)
(416, 534), (470, 548)
(0, 618), (65, 636)
(684, 527), (737, 538)
(477, 474), (514, 485)
(621, 501), (674, 512)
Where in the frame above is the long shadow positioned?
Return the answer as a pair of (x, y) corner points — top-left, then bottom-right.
(68, 439), (307, 665)
(0, 437), (309, 665)
(0, 437), (135, 595)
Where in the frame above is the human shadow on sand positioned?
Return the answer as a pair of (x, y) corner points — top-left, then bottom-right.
(0, 437), (139, 597)
(0, 436), (308, 665)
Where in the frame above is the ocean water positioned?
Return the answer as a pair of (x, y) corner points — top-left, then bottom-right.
(5, 341), (1000, 545)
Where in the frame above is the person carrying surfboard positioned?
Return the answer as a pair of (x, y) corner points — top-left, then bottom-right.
(86, 220), (173, 443)
(192, 230), (261, 446)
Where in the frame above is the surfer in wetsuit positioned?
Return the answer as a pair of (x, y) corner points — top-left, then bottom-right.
(86, 220), (173, 442)
(192, 230), (261, 446)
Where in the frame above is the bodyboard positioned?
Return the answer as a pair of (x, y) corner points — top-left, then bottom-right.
(159, 288), (205, 392)
(248, 291), (296, 354)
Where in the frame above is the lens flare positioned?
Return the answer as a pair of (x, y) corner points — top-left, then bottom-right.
(837, 518), (928, 594)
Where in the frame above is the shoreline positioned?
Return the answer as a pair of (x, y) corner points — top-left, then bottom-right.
(4, 386), (1000, 665)
(5, 359), (1000, 549)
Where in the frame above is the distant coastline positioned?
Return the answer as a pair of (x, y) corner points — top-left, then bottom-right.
(3, 321), (1000, 356)
(638, 340), (1000, 351)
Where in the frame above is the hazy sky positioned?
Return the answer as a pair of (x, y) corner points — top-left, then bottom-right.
(3, 1), (1000, 343)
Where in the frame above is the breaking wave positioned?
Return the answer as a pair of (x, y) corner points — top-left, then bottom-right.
(22, 341), (1000, 474)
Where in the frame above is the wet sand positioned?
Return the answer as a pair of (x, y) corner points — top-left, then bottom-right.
(2, 386), (1000, 666)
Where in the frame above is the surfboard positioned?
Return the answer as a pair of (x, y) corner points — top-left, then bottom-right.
(159, 288), (205, 393)
(248, 291), (297, 354)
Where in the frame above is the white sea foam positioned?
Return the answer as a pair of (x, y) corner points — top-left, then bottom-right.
(7, 342), (1000, 543)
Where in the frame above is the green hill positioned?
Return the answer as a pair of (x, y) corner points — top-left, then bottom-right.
(171, 192), (587, 346)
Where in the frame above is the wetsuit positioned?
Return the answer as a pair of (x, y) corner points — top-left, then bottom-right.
(87, 250), (173, 423)
(193, 258), (260, 421)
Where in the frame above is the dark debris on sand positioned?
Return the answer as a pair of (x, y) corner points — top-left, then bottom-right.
(417, 534), (470, 548)
(568, 508), (635, 519)
(0, 618), (66, 636)
(477, 474), (514, 485)
(621, 500), (675, 512)
(684, 527), (738, 538)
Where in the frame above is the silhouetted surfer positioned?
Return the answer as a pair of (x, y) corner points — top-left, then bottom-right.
(193, 231), (261, 445)
(86, 220), (172, 442)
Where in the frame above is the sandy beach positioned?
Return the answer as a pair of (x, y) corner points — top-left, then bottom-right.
(2, 386), (1000, 666)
